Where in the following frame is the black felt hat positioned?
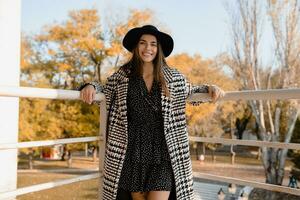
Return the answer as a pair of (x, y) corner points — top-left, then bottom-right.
(122, 25), (174, 57)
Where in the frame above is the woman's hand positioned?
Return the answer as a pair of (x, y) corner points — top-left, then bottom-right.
(208, 85), (225, 103)
(80, 85), (96, 104)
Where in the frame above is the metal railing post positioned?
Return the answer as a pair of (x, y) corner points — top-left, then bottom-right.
(98, 100), (107, 199)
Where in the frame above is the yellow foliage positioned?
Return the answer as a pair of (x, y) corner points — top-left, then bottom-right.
(168, 53), (238, 137)
(20, 35), (34, 71)
(107, 42), (122, 56)
(57, 63), (72, 72)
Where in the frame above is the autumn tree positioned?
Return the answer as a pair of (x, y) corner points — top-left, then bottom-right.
(19, 9), (104, 143)
(224, 0), (300, 186)
(35, 9), (105, 85)
(266, 0), (300, 185)
(19, 9), (158, 147)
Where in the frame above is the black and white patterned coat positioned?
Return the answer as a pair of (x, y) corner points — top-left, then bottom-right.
(89, 65), (209, 200)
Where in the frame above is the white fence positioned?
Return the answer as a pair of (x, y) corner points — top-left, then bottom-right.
(0, 86), (300, 199)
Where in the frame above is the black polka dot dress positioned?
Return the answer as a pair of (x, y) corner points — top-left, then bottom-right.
(118, 76), (174, 192)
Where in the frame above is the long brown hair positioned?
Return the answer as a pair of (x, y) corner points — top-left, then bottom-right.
(124, 39), (170, 97)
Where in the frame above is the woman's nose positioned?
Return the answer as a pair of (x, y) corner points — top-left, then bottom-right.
(145, 43), (151, 50)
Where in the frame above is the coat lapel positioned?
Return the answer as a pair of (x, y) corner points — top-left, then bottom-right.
(161, 66), (173, 130)
(115, 68), (129, 127)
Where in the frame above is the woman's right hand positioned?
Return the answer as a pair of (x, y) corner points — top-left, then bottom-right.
(80, 85), (96, 104)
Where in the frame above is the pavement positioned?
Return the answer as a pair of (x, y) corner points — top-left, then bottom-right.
(194, 180), (244, 200)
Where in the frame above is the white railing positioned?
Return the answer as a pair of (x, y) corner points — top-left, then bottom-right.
(190, 88), (300, 101)
(0, 136), (101, 150)
(0, 86), (107, 200)
(0, 86), (300, 199)
(0, 174), (100, 200)
(189, 137), (300, 150)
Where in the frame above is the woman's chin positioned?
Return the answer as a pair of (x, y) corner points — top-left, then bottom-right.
(141, 58), (154, 63)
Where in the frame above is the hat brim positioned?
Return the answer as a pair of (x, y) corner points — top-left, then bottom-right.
(122, 27), (174, 57)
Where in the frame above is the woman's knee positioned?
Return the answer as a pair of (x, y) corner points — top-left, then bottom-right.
(147, 191), (170, 200)
(131, 192), (147, 200)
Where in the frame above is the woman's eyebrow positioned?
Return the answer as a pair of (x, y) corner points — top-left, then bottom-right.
(139, 39), (157, 43)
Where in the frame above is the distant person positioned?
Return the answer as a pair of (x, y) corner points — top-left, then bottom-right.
(80, 25), (224, 200)
(88, 145), (95, 156)
(288, 175), (298, 188)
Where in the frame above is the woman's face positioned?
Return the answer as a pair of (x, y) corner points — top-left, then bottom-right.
(137, 34), (158, 63)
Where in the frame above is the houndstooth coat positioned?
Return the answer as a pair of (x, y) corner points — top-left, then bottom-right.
(88, 65), (209, 200)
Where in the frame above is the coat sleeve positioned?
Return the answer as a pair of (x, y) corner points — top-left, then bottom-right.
(78, 74), (117, 108)
(184, 75), (211, 106)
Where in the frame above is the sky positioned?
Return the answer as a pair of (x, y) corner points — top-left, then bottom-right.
(21, 0), (231, 59)
(21, 0), (275, 64)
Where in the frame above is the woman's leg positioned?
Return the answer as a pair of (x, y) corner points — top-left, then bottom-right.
(147, 191), (170, 200)
(131, 192), (148, 200)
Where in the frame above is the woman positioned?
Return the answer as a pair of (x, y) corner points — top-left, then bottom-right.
(80, 25), (224, 200)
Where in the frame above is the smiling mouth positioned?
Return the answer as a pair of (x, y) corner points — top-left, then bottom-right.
(142, 52), (152, 57)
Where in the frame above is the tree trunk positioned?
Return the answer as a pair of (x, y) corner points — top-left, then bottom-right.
(28, 148), (34, 170)
(61, 144), (67, 161)
(212, 149), (216, 163)
(235, 115), (250, 139)
(256, 147), (261, 160)
(114, 55), (120, 68)
(277, 109), (299, 184)
(196, 142), (201, 160)
(230, 114), (236, 165)
(85, 143), (88, 157)
(95, 62), (102, 83)
(230, 145), (235, 165)
(265, 148), (278, 184)
(67, 150), (72, 168)
(261, 109), (299, 185)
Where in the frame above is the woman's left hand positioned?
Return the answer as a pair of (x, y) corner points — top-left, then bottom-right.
(208, 85), (225, 103)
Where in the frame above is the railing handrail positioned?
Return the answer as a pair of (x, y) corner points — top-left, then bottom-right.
(0, 86), (105, 101)
(1, 136), (299, 151)
(1, 86), (300, 101)
(189, 136), (300, 150)
(194, 172), (300, 196)
(190, 88), (300, 101)
(0, 136), (101, 150)
(0, 173), (100, 200)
